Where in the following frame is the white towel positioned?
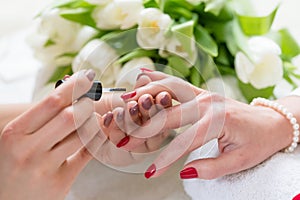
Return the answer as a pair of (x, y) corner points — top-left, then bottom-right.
(183, 139), (300, 200)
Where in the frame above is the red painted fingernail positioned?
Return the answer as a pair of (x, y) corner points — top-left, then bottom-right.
(116, 135), (130, 148)
(145, 164), (156, 179)
(180, 167), (198, 179)
(293, 193), (300, 200)
(121, 91), (136, 100)
(140, 67), (154, 72)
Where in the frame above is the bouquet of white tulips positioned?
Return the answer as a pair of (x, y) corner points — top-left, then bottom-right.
(29, 0), (300, 102)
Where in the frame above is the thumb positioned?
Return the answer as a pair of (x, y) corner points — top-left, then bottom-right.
(180, 149), (249, 180)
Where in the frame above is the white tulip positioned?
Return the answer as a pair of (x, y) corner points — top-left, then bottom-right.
(92, 0), (143, 30)
(162, 35), (197, 66)
(73, 39), (121, 87)
(137, 8), (172, 50)
(85, 0), (111, 5)
(203, 76), (246, 102)
(234, 36), (283, 89)
(115, 57), (155, 91)
(28, 8), (97, 66)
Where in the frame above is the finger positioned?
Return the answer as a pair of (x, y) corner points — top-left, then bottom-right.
(135, 74), (152, 89)
(10, 70), (95, 134)
(50, 113), (100, 166)
(122, 71), (202, 103)
(144, 115), (219, 179)
(137, 94), (156, 123)
(105, 109), (127, 146)
(50, 131), (81, 166)
(59, 147), (92, 185)
(155, 91), (172, 110)
(118, 92), (173, 151)
(38, 97), (94, 150)
(180, 147), (251, 180)
(124, 101), (141, 133)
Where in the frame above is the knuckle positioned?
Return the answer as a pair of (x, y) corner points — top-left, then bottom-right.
(46, 93), (65, 108)
(61, 107), (75, 125)
(1, 124), (15, 141)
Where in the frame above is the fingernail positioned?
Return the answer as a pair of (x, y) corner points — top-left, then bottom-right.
(136, 73), (144, 81)
(293, 193), (300, 200)
(85, 69), (96, 81)
(142, 97), (152, 110)
(121, 91), (136, 100)
(160, 94), (170, 106)
(116, 135), (130, 148)
(104, 112), (113, 127)
(63, 75), (70, 80)
(129, 103), (139, 115)
(140, 68), (154, 72)
(117, 110), (124, 122)
(180, 167), (198, 179)
(145, 164), (156, 179)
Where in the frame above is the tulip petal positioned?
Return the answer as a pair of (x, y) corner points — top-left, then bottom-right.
(235, 52), (255, 84)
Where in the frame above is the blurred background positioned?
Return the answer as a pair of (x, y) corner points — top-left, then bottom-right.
(0, 0), (300, 103)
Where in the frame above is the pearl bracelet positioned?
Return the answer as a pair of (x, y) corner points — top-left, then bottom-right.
(250, 97), (299, 153)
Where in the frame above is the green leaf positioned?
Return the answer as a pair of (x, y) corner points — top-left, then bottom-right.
(60, 7), (96, 27)
(47, 65), (73, 83)
(44, 39), (56, 47)
(143, 0), (159, 8)
(204, 0), (227, 16)
(167, 56), (191, 77)
(238, 81), (274, 102)
(117, 49), (157, 64)
(56, 52), (78, 59)
(53, 0), (94, 9)
(237, 6), (278, 36)
(278, 29), (300, 60)
(189, 67), (202, 87)
(102, 29), (139, 55)
(194, 24), (218, 57)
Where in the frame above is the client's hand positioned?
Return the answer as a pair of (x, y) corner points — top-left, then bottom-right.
(120, 70), (294, 180)
(91, 71), (173, 167)
(0, 70), (98, 200)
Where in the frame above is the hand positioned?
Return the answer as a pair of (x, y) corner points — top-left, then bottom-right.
(0, 70), (98, 200)
(120, 71), (293, 179)
(90, 71), (173, 167)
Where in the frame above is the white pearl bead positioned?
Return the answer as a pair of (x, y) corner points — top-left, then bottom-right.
(290, 117), (297, 124)
(292, 142), (297, 148)
(293, 136), (299, 143)
(282, 108), (287, 114)
(250, 97), (299, 153)
(287, 112), (293, 119)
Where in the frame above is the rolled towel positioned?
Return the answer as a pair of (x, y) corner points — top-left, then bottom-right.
(183, 139), (300, 200)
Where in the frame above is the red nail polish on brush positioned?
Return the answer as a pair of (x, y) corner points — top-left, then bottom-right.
(145, 164), (156, 179)
(180, 167), (198, 179)
(121, 91), (136, 100)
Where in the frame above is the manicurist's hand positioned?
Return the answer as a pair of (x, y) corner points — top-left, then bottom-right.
(0, 70), (98, 200)
(120, 71), (295, 180)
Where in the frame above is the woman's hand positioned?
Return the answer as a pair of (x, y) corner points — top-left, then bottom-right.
(120, 71), (293, 180)
(0, 70), (99, 200)
(92, 72), (173, 167)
